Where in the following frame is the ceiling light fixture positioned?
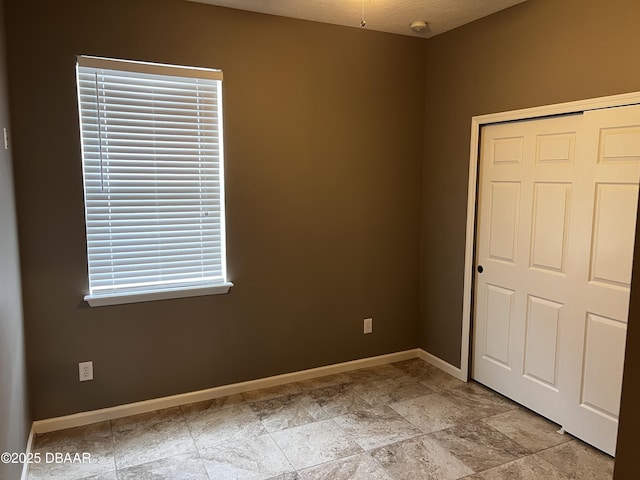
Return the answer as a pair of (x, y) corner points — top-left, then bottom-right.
(360, 0), (367, 27)
(410, 20), (428, 33)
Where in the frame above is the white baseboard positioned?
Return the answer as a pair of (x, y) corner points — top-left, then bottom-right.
(20, 424), (34, 480)
(30, 348), (464, 437)
(32, 349), (421, 435)
(417, 349), (467, 381)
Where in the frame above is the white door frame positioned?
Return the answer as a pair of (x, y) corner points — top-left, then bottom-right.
(459, 91), (640, 381)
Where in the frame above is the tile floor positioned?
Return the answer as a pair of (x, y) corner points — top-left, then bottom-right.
(26, 359), (614, 480)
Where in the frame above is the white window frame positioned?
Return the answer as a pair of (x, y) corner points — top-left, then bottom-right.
(76, 56), (232, 307)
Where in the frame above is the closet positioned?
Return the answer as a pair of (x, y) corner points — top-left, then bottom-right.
(473, 105), (640, 455)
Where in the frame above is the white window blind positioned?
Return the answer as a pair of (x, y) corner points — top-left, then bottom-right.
(76, 56), (232, 307)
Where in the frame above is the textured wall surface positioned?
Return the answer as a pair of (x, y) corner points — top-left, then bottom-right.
(0, 0), (30, 477)
(4, 0), (426, 419)
(419, 0), (640, 366)
(4, 1), (640, 473)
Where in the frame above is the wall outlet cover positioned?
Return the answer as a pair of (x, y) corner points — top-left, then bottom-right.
(364, 317), (373, 334)
(79, 361), (93, 381)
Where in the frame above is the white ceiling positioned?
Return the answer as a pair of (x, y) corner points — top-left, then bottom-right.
(186, 0), (528, 38)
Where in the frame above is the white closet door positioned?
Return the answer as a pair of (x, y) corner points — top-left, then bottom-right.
(473, 114), (582, 426)
(473, 104), (640, 456)
(561, 104), (640, 455)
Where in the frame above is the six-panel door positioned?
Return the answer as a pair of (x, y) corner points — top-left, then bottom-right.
(473, 105), (640, 455)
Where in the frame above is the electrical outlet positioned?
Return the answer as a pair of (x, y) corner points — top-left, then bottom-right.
(364, 317), (373, 334)
(79, 361), (93, 381)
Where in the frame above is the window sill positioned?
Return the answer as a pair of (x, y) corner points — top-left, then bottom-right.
(84, 282), (233, 307)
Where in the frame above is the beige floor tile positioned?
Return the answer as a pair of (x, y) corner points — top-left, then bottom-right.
(112, 408), (196, 469)
(200, 434), (294, 480)
(467, 454), (572, 479)
(344, 364), (404, 383)
(298, 453), (392, 480)
(250, 392), (328, 433)
(270, 419), (362, 470)
(117, 452), (208, 480)
(393, 359), (465, 392)
(78, 473), (118, 480)
(28, 422), (115, 480)
(371, 434), (474, 479)
(295, 372), (352, 391)
(180, 393), (245, 416)
(482, 408), (570, 453)
(390, 392), (471, 433)
(242, 383), (302, 403)
(183, 403), (266, 450)
(307, 382), (372, 417)
(537, 440), (614, 480)
(429, 420), (530, 472)
(442, 382), (517, 420)
(350, 376), (434, 407)
(27, 360), (613, 480)
(333, 405), (423, 450)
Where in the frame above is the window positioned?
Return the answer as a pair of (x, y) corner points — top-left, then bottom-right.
(76, 56), (232, 307)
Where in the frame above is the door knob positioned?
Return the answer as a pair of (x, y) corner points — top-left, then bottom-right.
(477, 265), (484, 273)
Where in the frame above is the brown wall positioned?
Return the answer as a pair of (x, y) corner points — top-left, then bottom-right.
(419, 0), (640, 366)
(615, 197), (640, 476)
(5, 0), (640, 469)
(0, 0), (30, 477)
(4, 0), (426, 419)
(419, 0), (640, 473)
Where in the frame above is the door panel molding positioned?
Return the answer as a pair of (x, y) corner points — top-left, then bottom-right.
(460, 91), (640, 383)
(466, 99), (640, 455)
